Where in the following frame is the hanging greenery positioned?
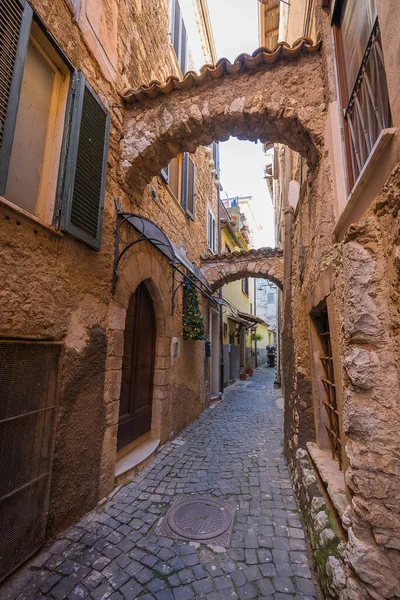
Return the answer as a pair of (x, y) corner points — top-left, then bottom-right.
(182, 273), (206, 341)
(251, 331), (263, 342)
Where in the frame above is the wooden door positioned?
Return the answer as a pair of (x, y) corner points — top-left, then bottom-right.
(117, 283), (156, 451)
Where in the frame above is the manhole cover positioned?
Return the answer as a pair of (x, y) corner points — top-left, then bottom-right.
(167, 498), (233, 540)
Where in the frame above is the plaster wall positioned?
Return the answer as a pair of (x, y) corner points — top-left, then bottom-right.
(256, 281), (278, 331)
(276, 2), (400, 597)
(0, 0), (218, 547)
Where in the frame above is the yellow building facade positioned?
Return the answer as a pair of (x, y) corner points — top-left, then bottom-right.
(219, 199), (274, 386)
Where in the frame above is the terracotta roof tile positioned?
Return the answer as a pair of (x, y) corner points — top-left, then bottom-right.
(122, 37), (321, 104)
(201, 247), (283, 262)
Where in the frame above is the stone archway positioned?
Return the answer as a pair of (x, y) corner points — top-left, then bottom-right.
(201, 247), (284, 291)
(121, 39), (326, 196)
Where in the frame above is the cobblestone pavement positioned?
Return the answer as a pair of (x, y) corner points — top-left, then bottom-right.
(3, 368), (320, 600)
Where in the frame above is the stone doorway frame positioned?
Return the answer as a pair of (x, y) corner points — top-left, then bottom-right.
(99, 245), (172, 498)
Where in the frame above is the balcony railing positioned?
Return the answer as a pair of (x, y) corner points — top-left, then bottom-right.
(344, 19), (391, 183)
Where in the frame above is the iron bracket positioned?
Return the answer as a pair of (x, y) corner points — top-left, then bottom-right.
(112, 199), (174, 294)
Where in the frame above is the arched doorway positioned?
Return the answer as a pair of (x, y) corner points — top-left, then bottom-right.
(117, 282), (156, 451)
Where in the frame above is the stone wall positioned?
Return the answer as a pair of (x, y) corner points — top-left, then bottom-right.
(0, 0), (218, 547)
(339, 167), (400, 598)
(279, 3), (400, 598)
(201, 248), (284, 291)
(291, 448), (348, 599)
(122, 40), (326, 196)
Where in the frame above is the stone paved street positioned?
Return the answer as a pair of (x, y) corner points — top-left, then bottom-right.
(3, 368), (320, 600)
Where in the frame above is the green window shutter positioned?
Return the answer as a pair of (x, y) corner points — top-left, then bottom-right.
(160, 165), (169, 183)
(181, 151), (188, 211)
(185, 155), (196, 220)
(0, 0), (32, 195)
(213, 141), (220, 179)
(172, 0), (181, 61)
(59, 73), (110, 250)
(180, 18), (188, 73)
(171, 0), (188, 73)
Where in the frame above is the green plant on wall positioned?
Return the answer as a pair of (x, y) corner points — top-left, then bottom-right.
(182, 273), (206, 341)
(251, 331), (263, 342)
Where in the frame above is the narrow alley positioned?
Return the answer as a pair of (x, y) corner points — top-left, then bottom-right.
(4, 369), (319, 600)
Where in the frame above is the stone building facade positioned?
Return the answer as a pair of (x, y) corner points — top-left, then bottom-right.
(259, 0), (400, 597)
(217, 197), (273, 386)
(1, 0), (399, 595)
(0, 0), (220, 581)
(119, 0), (400, 594)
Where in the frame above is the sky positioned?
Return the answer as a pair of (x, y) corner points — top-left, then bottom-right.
(206, 0), (275, 248)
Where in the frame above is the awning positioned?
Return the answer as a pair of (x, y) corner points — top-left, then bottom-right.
(112, 205), (218, 310)
(121, 212), (212, 291)
(237, 311), (269, 328)
(227, 314), (253, 327)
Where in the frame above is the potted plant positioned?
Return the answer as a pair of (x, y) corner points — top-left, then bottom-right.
(245, 365), (254, 377)
(240, 371), (248, 380)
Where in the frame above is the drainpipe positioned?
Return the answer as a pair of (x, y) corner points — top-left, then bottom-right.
(254, 279), (258, 369)
(283, 206), (294, 291)
(281, 205), (294, 392)
(217, 184), (224, 394)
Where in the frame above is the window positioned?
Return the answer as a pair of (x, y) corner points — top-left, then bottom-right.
(208, 209), (216, 253)
(162, 153), (196, 219)
(311, 305), (344, 470)
(267, 293), (275, 303)
(0, 12), (70, 223)
(0, 1), (110, 249)
(242, 278), (249, 296)
(303, 0), (315, 38)
(333, 0), (392, 188)
(171, 0), (188, 74)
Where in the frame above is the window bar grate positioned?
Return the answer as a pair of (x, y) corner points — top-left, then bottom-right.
(318, 310), (342, 470)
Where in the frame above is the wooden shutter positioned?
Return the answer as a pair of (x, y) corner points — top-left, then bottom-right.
(180, 18), (188, 73)
(181, 152), (188, 210)
(0, 0), (32, 195)
(208, 210), (215, 252)
(185, 154), (196, 220)
(171, 0), (188, 73)
(212, 213), (216, 252)
(172, 0), (181, 60)
(160, 165), (169, 183)
(59, 73), (110, 250)
(213, 142), (220, 179)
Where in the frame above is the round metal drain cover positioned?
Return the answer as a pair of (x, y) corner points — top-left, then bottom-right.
(167, 498), (232, 540)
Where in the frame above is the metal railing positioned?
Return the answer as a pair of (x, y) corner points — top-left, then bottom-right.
(344, 20), (391, 183)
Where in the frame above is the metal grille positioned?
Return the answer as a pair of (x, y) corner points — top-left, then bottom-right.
(345, 20), (392, 182)
(71, 86), (108, 239)
(0, 341), (62, 582)
(155, 496), (235, 545)
(0, 0), (23, 150)
(317, 310), (343, 470)
(168, 499), (230, 538)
